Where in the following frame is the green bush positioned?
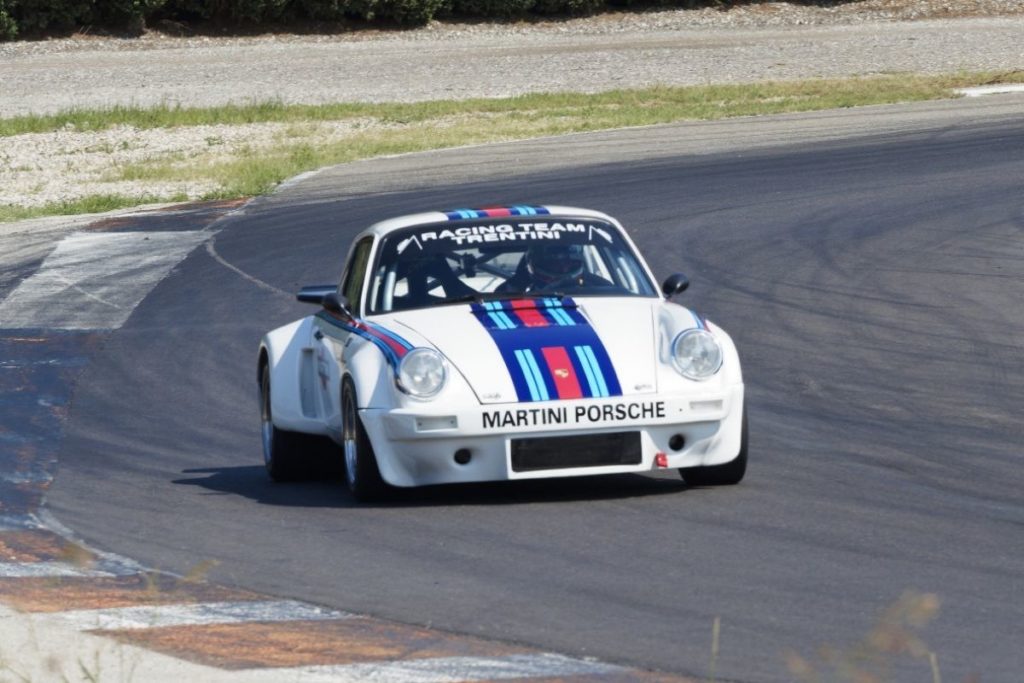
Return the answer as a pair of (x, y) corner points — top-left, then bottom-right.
(345, 0), (445, 25)
(531, 0), (603, 15)
(449, 0), (534, 18)
(378, 0), (446, 24)
(0, 0), (17, 40)
(162, 0), (289, 23)
(10, 0), (94, 33)
(235, 0), (290, 22)
(95, 0), (168, 29)
(0, 0), (755, 38)
(291, 0), (347, 20)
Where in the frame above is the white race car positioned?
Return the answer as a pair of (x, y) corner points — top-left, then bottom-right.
(258, 206), (746, 500)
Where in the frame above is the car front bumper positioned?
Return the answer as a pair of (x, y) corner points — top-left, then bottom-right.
(360, 385), (745, 487)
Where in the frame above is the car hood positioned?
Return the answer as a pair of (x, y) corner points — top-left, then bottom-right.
(379, 297), (662, 405)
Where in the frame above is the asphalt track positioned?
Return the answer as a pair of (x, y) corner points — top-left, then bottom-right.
(47, 101), (1024, 682)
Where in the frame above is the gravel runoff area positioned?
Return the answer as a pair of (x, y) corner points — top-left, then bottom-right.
(1, 0), (1023, 209)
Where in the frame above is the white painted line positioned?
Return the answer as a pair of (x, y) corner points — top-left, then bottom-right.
(956, 84), (1024, 97)
(239, 653), (625, 683)
(0, 231), (208, 330)
(0, 469), (52, 485)
(32, 509), (145, 577)
(53, 600), (355, 631)
(205, 237), (290, 297)
(0, 561), (116, 578)
(0, 513), (42, 531)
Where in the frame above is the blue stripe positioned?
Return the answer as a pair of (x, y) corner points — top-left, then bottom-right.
(588, 343), (621, 396)
(487, 312), (509, 329)
(514, 350), (543, 401)
(444, 206), (550, 221)
(574, 345), (600, 398)
(471, 298), (620, 402)
(483, 303), (509, 330)
(504, 349), (534, 401)
(317, 313), (403, 374)
(580, 345), (609, 397)
(564, 307), (587, 325)
(484, 301), (518, 329)
(578, 345), (607, 397)
(522, 349), (551, 401)
(362, 321), (415, 350)
(512, 205), (549, 216)
(548, 306), (575, 326)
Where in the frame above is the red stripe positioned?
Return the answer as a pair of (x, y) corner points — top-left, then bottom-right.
(511, 302), (549, 328)
(541, 347), (583, 399)
(481, 207), (512, 217)
(354, 322), (409, 357)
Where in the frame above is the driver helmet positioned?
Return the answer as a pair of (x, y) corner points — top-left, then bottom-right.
(526, 243), (584, 284)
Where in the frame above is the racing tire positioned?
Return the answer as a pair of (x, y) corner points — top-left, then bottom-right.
(342, 378), (387, 502)
(260, 363), (309, 482)
(680, 405), (748, 487)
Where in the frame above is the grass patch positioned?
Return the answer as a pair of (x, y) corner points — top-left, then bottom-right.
(4, 71), (1023, 221)
(4, 72), (1023, 138)
(0, 193), (187, 223)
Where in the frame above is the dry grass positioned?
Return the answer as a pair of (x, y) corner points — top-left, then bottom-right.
(3, 71), (1023, 222)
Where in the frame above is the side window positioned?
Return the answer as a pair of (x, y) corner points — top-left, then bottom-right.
(339, 237), (374, 317)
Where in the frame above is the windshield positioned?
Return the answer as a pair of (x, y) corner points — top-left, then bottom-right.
(366, 216), (657, 314)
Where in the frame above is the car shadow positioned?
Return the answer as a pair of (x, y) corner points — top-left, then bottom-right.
(172, 462), (689, 509)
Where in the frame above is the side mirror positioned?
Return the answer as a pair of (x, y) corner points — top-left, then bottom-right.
(321, 291), (347, 315)
(296, 284), (336, 304)
(661, 273), (690, 299)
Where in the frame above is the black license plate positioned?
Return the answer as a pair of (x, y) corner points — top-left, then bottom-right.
(510, 431), (642, 472)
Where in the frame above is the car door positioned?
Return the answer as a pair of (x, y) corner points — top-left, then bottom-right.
(312, 236), (374, 438)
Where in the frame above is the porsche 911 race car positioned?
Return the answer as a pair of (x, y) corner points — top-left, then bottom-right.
(258, 206), (746, 500)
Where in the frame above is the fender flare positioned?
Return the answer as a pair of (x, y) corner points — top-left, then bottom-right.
(257, 317), (328, 435)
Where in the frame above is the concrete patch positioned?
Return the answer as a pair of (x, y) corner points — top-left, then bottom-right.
(0, 231), (208, 330)
(0, 513), (42, 531)
(0, 561), (115, 578)
(2, 528), (65, 557)
(49, 599), (352, 631)
(230, 653), (626, 683)
(956, 84), (1024, 97)
(0, 573), (262, 612)
(101, 618), (529, 669)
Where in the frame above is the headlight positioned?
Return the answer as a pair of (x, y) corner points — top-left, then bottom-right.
(671, 329), (723, 380)
(398, 348), (447, 398)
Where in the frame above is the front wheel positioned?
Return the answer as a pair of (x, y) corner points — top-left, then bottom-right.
(679, 405), (748, 487)
(342, 378), (386, 502)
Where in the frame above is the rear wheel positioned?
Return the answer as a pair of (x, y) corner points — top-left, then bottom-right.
(342, 378), (386, 502)
(680, 405), (748, 487)
(260, 363), (309, 481)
